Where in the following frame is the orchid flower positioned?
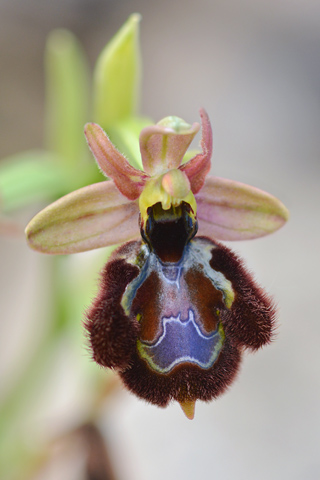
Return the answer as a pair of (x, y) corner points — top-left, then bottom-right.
(25, 109), (288, 419)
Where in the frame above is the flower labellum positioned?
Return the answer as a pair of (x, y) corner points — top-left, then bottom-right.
(25, 109), (289, 419)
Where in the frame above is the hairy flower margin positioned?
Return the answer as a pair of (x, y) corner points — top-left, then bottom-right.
(26, 109), (288, 419)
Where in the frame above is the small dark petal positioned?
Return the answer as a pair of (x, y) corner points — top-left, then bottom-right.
(120, 338), (241, 406)
(84, 241), (141, 370)
(208, 240), (277, 350)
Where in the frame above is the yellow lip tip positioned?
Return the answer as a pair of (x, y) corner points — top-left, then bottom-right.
(179, 400), (196, 420)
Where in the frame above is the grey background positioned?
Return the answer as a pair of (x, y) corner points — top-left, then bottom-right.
(1, 0), (320, 479)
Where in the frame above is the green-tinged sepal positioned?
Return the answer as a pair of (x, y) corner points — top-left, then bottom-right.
(25, 182), (140, 254)
(196, 176), (289, 240)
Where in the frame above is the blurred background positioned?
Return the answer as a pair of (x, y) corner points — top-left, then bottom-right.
(1, 0), (320, 479)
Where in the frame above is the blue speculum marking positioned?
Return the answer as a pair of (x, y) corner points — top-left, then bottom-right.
(121, 237), (233, 375)
(137, 309), (224, 374)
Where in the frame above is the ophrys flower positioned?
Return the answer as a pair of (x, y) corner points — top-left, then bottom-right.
(25, 109), (288, 419)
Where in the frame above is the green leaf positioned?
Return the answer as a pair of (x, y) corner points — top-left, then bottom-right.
(45, 29), (90, 168)
(0, 150), (67, 212)
(93, 14), (142, 127)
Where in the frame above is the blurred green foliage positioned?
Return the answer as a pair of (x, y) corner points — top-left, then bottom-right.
(0, 14), (151, 480)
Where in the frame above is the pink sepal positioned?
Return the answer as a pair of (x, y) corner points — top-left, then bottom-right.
(196, 175), (289, 240)
(25, 181), (140, 254)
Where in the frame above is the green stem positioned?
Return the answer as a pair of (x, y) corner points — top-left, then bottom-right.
(0, 256), (73, 476)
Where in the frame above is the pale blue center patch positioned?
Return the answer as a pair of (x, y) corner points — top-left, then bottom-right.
(137, 309), (224, 374)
